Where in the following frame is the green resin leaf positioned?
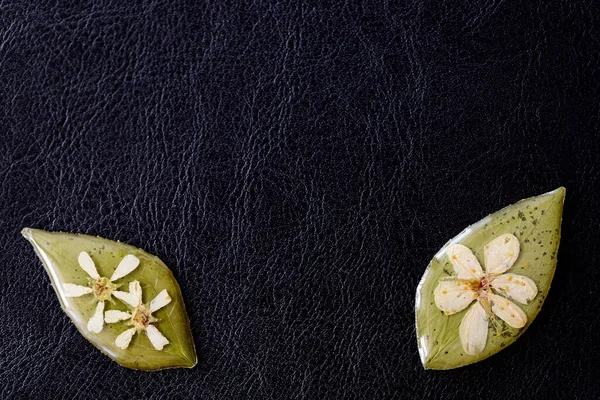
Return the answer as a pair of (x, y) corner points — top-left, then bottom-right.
(416, 188), (565, 370)
(22, 228), (197, 371)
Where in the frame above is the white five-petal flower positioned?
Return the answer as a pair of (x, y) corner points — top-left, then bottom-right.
(62, 252), (140, 334)
(104, 281), (172, 351)
(434, 233), (538, 355)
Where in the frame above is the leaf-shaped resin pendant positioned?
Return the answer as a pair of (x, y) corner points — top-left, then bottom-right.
(415, 188), (565, 369)
(22, 228), (197, 370)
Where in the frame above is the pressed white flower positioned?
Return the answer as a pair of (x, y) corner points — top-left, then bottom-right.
(434, 233), (538, 355)
(62, 252), (140, 334)
(104, 280), (172, 351)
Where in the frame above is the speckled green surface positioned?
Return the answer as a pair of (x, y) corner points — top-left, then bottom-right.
(416, 188), (565, 370)
(22, 228), (197, 371)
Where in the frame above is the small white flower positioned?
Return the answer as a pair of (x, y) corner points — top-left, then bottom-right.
(62, 252), (140, 334)
(104, 280), (172, 351)
(434, 233), (538, 355)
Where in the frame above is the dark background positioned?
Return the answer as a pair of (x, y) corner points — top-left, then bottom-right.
(1, 1), (599, 399)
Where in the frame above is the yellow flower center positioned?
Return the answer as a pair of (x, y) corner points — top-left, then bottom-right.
(92, 277), (115, 301)
(131, 305), (151, 329)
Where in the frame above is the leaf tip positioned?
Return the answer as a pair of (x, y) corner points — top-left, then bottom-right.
(420, 354), (434, 370)
(183, 344), (199, 368)
(20, 227), (34, 240)
(547, 186), (566, 202)
(417, 334), (433, 369)
(21, 227), (49, 243)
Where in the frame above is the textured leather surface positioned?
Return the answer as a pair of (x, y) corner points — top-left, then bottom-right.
(1, 1), (599, 399)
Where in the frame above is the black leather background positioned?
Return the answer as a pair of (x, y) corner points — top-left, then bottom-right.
(1, 1), (599, 399)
